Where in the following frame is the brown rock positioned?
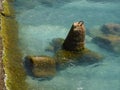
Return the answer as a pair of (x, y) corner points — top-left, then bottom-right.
(55, 49), (102, 70)
(62, 21), (85, 51)
(25, 56), (56, 78)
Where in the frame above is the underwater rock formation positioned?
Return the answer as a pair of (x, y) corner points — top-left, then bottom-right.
(62, 21), (85, 51)
(101, 23), (120, 36)
(92, 35), (120, 53)
(92, 23), (120, 53)
(25, 56), (56, 78)
(55, 49), (102, 70)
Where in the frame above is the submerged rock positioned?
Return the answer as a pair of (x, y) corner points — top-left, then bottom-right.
(62, 21), (85, 51)
(101, 23), (120, 36)
(92, 35), (120, 53)
(92, 23), (120, 53)
(55, 49), (102, 70)
(25, 56), (56, 78)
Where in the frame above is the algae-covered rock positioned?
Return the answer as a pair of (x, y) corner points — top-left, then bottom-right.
(92, 23), (120, 53)
(0, 0), (3, 12)
(101, 23), (120, 36)
(55, 49), (102, 70)
(45, 38), (64, 52)
(62, 21), (85, 51)
(25, 56), (56, 78)
(1, 0), (15, 17)
(1, 0), (28, 89)
(92, 35), (120, 53)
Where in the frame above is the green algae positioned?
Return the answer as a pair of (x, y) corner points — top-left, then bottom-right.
(27, 56), (56, 77)
(1, 0), (28, 90)
(2, 0), (15, 17)
(55, 48), (88, 64)
(55, 48), (102, 69)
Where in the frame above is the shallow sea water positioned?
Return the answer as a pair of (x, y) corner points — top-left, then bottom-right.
(13, 0), (120, 90)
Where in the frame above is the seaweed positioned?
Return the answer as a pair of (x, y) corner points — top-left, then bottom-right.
(55, 48), (102, 70)
(1, 0), (28, 90)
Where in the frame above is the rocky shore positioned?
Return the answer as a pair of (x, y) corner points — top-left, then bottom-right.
(0, 0), (6, 90)
(0, 34), (5, 90)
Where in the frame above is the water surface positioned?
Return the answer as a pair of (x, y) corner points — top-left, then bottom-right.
(13, 0), (120, 90)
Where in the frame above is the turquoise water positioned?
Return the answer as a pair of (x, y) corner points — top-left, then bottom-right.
(14, 0), (120, 90)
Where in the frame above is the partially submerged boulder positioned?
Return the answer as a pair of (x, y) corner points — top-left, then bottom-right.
(25, 56), (56, 78)
(62, 21), (85, 51)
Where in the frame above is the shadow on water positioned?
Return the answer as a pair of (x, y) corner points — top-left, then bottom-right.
(24, 56), (34, 77)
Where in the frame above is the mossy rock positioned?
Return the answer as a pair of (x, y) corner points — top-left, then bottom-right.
(25, 48), (102, 76)
(1, 0), (28, 90)
(55, 48), (102, 70)
(92, 35), (120, 53)
(88, 23), (120, 54)
(25, 56), (56, 78)
(101, 23), (120, 36)
(2, 0), (15, 17)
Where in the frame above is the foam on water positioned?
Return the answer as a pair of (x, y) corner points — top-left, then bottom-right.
(14, 0), (120, 90)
